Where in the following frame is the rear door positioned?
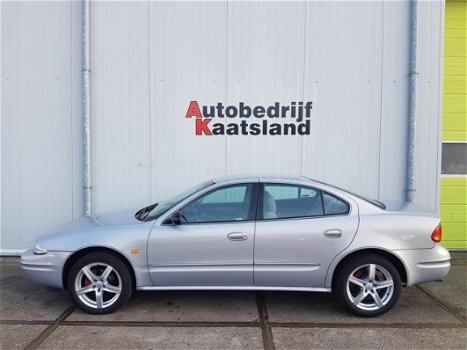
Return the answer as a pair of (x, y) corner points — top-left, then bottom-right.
(254, 183), (359, 287)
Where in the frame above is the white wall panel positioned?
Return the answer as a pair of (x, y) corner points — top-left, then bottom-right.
(149, 1), (228, 202)
(413, 0), (444, 212)
(1, 1), (81, 252)
(302, 1), (384, 198)
(91, 1), (151, 214)
(378, 0), (411, 209)
(226, 1), (305, 175)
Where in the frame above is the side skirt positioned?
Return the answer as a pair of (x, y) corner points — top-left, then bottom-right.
(137, 285), (331, 292)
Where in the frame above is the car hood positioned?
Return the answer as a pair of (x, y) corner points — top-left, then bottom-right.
(34, 208), (153, 252)
(39, 208), (144, 238)
(97, 208), (142, 226)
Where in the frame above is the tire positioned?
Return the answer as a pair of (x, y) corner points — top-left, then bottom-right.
(334, 254), (401, 317)
(67, 252), (133, 314)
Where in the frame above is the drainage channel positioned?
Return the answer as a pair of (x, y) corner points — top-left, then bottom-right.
(256, 291), (276, 350)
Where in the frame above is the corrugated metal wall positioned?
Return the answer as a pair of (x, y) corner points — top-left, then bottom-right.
(1, 1), (445, 252)
(1, 1), (83, 253)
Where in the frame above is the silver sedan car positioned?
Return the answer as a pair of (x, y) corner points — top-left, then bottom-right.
(21, 175), (450, 317)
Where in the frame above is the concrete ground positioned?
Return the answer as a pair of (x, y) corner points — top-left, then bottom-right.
(0, 255), (466, 350)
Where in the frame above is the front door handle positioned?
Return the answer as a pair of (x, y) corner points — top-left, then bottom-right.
(227, 232), (248, 241)
(324, 229), (342, 237)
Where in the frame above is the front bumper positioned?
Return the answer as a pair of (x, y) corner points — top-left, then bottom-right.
(394, 244), (451, 286)
(20, 249), (72, 289)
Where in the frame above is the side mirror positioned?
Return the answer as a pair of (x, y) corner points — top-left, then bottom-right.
(170, 211), (181, 225)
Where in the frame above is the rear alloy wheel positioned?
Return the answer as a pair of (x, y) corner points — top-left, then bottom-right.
(335, 254), (401, 317)
(68, 252), (132, 314)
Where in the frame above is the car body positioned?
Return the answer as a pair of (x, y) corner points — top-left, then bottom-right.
(21, 175), (451, 316)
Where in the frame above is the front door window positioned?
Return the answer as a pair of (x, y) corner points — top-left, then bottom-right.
(181, 184), (255, 223)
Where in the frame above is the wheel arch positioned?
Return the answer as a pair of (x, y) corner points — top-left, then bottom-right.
(330, 248), (408, 290)
(62, 247), (137, 290)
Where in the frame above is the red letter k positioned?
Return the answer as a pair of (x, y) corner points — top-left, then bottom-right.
(196, 119), (212, 135)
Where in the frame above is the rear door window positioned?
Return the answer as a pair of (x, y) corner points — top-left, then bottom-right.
(262, 184), (324, 219)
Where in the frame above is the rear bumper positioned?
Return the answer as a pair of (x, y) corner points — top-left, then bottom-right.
(20, 249), (71, 289)
(394, 244), (451, 286)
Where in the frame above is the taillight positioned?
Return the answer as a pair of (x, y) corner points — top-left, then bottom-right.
(431, 223), (442, 242)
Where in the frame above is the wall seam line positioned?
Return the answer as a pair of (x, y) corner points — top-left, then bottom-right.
(300, 1), (307, 176)
(225, 0), (229, 175)
(147, 0), (153, 203)
(70, 1), (74, 219)
(377, 1), (385, 200)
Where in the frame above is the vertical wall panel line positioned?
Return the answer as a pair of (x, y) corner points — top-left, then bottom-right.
(300, 0), (307, 176)
(0, 0), (3, 242)
(69, 1), (74, 218)
(377, 1), (385, 200)
(147, 0), (153, 203)
(225, 0), (229, 175)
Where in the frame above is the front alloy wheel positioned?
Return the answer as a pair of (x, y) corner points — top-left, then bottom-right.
(74, 262), (122, 309)
(68, 252), (132, 314)
(335, 254), (401, 317)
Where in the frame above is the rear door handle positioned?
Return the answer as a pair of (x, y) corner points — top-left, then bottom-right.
(227, 232), (248, 241)
(324, 229), (342, 237)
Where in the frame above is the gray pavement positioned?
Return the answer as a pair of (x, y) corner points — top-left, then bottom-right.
(0, 258), (466, 350)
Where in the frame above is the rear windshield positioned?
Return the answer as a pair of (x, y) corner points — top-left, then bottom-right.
(308, 179), (386, 210)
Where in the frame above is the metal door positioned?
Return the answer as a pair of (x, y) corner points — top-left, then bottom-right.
(147, 183), (258, 286)
(254, 183), (359, 287)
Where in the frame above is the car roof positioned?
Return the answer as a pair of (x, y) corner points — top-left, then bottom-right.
(212, 174), (311, 184)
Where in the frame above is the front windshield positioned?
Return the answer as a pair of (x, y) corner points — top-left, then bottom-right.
(135, 180), (213, 221)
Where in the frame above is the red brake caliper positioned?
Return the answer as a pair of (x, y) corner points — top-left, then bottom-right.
(83, 267), (97, 287)
(349, 270), (363, 296)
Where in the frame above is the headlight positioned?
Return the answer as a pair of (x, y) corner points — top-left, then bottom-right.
(33, 243), (47, 255)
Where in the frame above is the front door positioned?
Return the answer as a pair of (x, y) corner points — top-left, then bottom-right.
(147, 183), (258, 286)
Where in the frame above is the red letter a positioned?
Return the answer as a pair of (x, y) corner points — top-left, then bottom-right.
(186, 100), (202, 118)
